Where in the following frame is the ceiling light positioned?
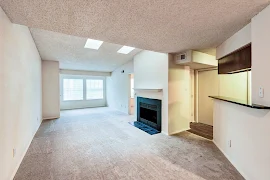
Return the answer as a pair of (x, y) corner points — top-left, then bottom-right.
(117, 46), (135, 54)
(84, 39), (103, 50)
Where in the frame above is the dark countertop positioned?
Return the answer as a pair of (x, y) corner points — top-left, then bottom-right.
(209, 96), (270, 109)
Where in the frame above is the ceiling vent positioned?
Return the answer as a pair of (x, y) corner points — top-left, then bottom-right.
(175, 51), (192, 64)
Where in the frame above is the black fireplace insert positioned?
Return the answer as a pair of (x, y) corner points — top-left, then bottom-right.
(137, 97), (161, 131)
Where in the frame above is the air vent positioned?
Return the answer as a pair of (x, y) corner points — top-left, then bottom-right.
(175, 53), (187, 61)
(175, 50), (192, 64)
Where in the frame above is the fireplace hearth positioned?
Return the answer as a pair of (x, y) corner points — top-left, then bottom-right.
(137, 97), (161, 131)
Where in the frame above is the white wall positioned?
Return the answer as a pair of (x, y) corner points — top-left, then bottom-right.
(42, 60), (60, 120)
(168, 55), (192, 134)
(106, 60), (134, 114)
(133, 50), (169, 134)
(213, 100), (270, 180)
(0, 7), (42, 180)
(216, 23), (251, 59)
(192, 51), (217, 66)
(252, 5), (270, 106)
(212, 5), (270, 180)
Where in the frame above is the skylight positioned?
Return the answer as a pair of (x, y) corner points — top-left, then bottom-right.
(84, 39), (103, 50)
(117, 46), (135, 54)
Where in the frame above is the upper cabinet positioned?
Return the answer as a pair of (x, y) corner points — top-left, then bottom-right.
(216, 23), (252, 74)
(218, 44), (251, 74)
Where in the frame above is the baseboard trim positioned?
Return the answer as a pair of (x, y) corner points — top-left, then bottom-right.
(43, 116), (60, 120)
(60, 105), (106, 111)
(169, 128), (190, 135)
(161, 131), (169, 135)
(9, 122), (41, 180)
(213, 140), (248, 180)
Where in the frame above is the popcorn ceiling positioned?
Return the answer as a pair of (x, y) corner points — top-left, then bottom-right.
(1, 0), (270, 53)
(30, 28), (142, 72)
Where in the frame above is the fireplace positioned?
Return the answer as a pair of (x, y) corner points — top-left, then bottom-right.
(137, 97), (161, 131)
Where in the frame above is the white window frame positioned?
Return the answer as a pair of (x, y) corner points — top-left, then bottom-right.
(60, 74), (106, 110)
(86, 79), (104, 100)
(62, 78), (84, 101)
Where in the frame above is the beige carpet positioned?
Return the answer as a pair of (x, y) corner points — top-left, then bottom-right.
(14, 108), (244, 180)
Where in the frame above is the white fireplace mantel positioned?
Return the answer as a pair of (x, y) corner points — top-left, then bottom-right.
(133, 88), (163, 92)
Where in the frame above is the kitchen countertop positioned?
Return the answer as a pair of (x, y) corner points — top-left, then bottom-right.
(209, 96), (270, 109)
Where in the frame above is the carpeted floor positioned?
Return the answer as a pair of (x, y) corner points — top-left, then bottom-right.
(14, 108), (244, 180)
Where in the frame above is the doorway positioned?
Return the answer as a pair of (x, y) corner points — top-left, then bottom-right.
(128, 74), (134, 115)
(188, 68), (218, 140)
(196, 69), (219, 126)
(192, 68), (250, 139)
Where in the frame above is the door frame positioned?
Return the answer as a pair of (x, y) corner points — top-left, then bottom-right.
(128, 73), (134, 115)
(195, 67), (218, 123)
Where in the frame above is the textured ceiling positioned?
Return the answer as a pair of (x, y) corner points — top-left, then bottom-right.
(1, 0), (270, 53)
(30, 28), (142, 72)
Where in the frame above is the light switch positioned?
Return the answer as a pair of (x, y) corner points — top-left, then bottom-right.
(259, 87), (264, 98)
(13, 148), (16, 157)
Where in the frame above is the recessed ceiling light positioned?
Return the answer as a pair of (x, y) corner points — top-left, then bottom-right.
(84, 39), (103, 50)
(117, 46), (135, 54)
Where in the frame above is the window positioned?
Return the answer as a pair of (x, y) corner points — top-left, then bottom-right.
(86, 80), (104, 99)
(63, 79), (83, 101)
(61, 77), (105, 102)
